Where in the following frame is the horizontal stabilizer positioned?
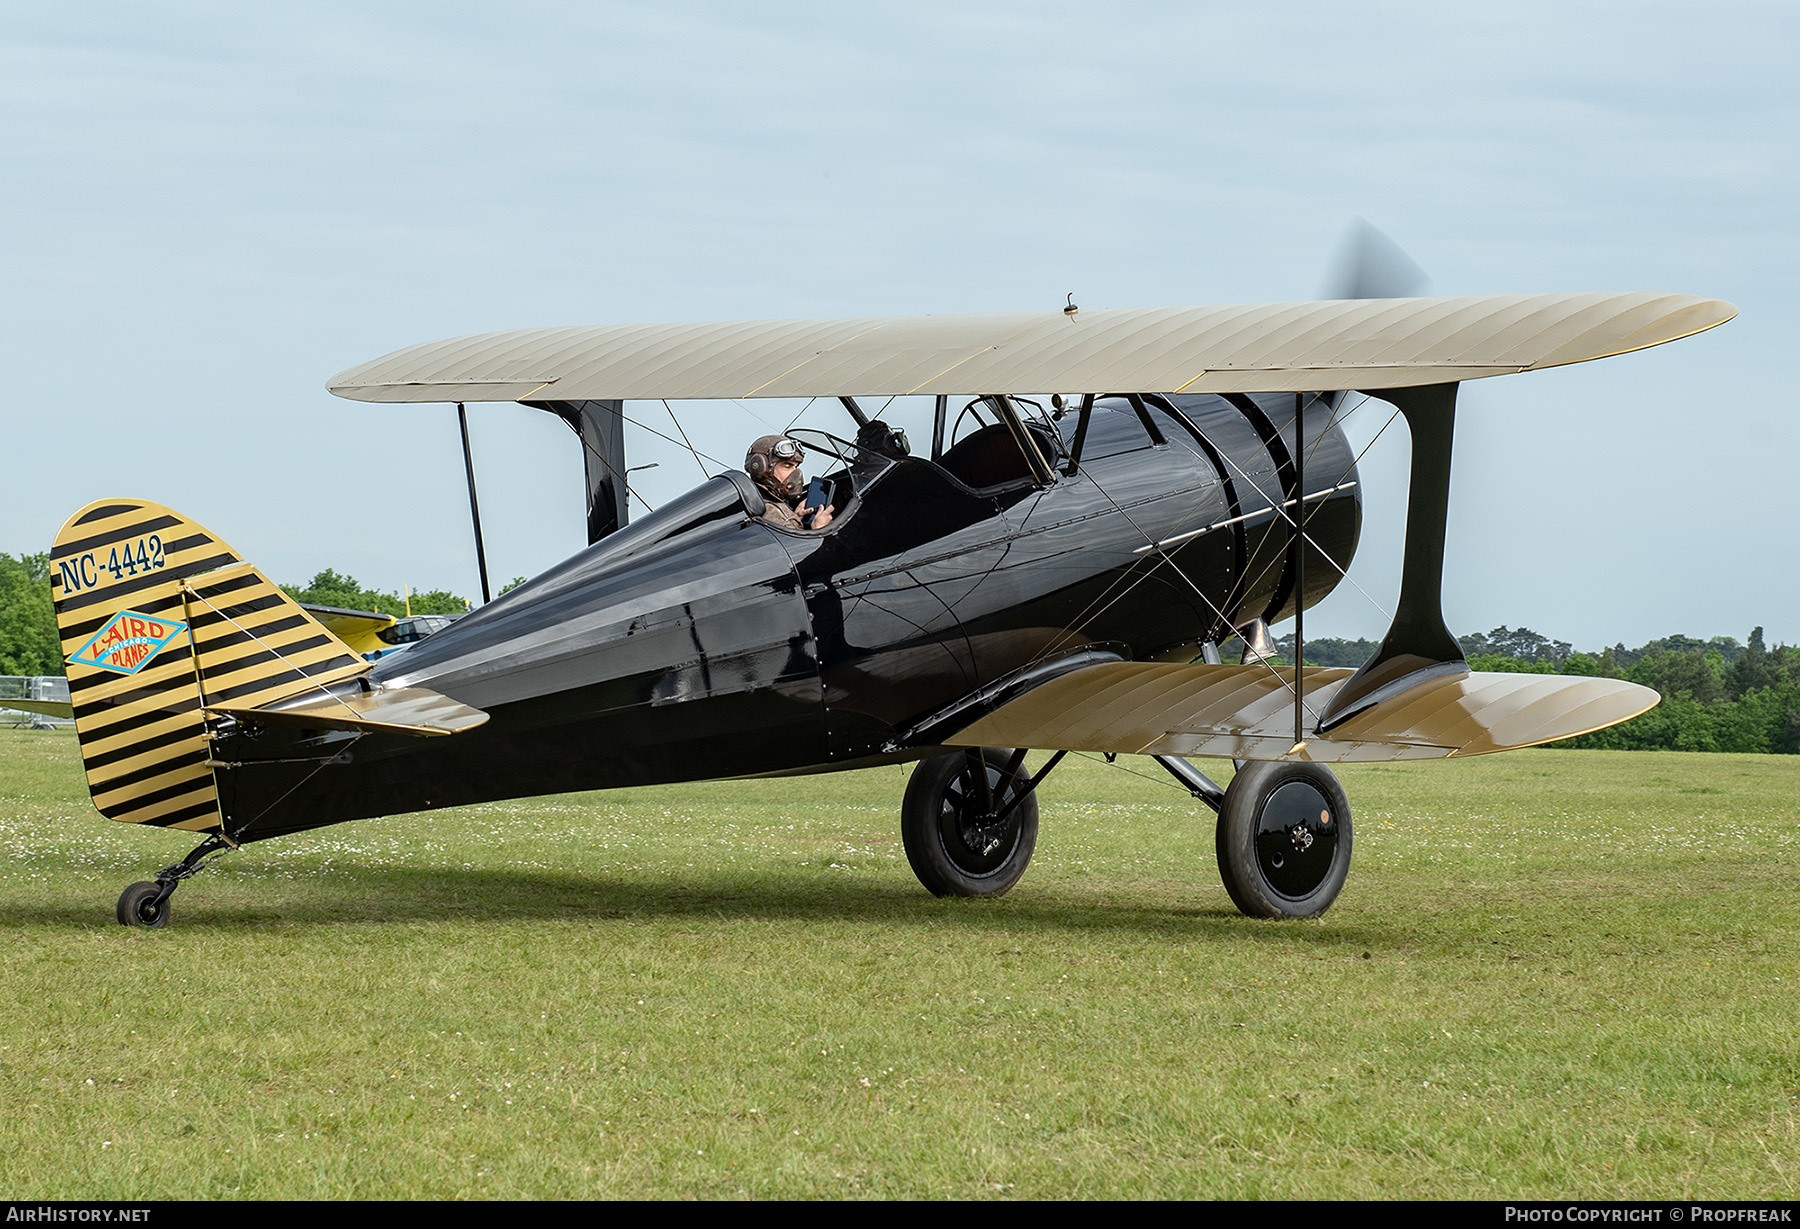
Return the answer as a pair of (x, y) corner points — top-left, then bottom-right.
(941, 661), (1658, 763)
(1, 698), (76, 719)
(213, 686), (488, 737)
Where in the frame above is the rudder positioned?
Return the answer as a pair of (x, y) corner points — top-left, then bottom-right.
(51, 499), (368, 831)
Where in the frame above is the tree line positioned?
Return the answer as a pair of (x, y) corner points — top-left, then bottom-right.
(278, 568), (471, 618)
(1272, 625), (1800, 754)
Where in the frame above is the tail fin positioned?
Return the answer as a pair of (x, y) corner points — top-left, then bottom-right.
(51, 499), (368, 830)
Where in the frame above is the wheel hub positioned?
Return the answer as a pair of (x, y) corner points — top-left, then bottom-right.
(941, 769), (1022, 875)
(963, 818), (1006, 857)
(1255, 781), (1339, 898)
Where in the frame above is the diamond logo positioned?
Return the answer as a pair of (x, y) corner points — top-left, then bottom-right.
(69, 611), (187, 675)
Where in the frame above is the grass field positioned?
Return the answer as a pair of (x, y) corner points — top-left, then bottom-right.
(1, 727), (1795, 1199)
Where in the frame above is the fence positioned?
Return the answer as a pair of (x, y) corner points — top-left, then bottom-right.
(0, 675), (73, 728)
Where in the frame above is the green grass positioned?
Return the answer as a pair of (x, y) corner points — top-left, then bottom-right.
(1, 728), (1795, 1198)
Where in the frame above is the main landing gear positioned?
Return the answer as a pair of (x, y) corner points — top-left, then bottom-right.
(901, 747), (1061, 897)
(899, 748), (1353, 919)
(115, 833), (235, 928)
(1209, 760), (1352, 919)
(1156, 755), (1352, 918)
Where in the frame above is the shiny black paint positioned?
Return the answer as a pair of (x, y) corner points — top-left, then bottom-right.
(219, 395), (1361, 842)
(1255, 779), (1341, 898)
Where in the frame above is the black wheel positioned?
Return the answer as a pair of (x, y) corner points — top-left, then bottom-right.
(116, 881), (171, 928)
(1216, 761), (1352, 919)
(902, 748), (1039, 897)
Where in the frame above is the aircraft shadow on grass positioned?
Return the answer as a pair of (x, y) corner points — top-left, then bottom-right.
(7, 864), (1373, 939)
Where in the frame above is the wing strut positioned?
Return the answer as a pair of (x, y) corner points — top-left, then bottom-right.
(526, 399), (629, 544)
(456, 402), (493, 605)
(1316, 381), (1467, 730)
(1291, 391), (1306, 752)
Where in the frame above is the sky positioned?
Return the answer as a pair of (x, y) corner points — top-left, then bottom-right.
(2, 1), (1793, 651)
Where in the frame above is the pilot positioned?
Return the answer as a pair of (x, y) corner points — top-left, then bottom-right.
(745, 435), (834, 531)
(854, 418), (910, 461)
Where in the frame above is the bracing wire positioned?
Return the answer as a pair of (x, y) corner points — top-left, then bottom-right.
(664, 400), (713, 481)
(184, 585), (372, 724)
(1024, 391), (1405, 720)
(782, 397), (821, 435)
(618, 407), (733, 472)
(1071, 750), (1200, 795)
(563, 413), (657, 517)
(728, 398), (781, 432)
(1064, 466), (1320, 717)
(1205, 392), (1401, 632)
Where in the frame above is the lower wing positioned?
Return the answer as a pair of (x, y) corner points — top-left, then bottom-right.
(940, 661), (1656, 763)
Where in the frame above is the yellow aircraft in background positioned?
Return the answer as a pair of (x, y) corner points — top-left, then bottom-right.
(299, 605), (462, 660)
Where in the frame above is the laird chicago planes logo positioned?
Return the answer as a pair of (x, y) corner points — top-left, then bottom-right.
(69, 611), (188, 675)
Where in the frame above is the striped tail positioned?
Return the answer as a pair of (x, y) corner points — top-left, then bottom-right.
(51, 499), (370, 831)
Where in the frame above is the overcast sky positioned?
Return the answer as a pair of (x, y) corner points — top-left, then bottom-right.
(3, 2), (1793, 650)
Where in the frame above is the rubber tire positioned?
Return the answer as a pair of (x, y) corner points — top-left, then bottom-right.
(1216, 761), (1352, 919)
(902, 748), (1039, 897)
(116, 880), (171, 928)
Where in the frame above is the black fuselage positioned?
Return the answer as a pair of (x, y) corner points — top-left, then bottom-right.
(219, 393), (1360, 840)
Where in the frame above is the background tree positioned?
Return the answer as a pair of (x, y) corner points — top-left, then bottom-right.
(1457, 626), (1571, 665)
(1268, 635), (1378, 668)
(0, 552), (60, 675)
(281, 570), (470, 617)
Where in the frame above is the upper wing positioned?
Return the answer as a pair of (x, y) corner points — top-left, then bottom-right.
(326, 293), (1734, 404)
(939, 661), (1658, 763)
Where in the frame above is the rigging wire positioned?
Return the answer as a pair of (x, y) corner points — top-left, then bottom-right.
(1206, 394), (1383, 608)
(1022, 390), (1401, 720)
(993, 419), (1319, 716)
(179, 583), (377, 831)
(1083, 467), (1320, 718)
(563, 413), (657, 518)
(1071, 750), (1200, 795)
(235, 732), (368, 830)
(1005, 420), (1273, 671)
(664, 400), (713, 481)
(728, 397), (781, 432)
(184, 585), (374, 724)
(782, 396), (821, 435)
(617, 407), (732, 471)
(1203, 392), (1401, 632)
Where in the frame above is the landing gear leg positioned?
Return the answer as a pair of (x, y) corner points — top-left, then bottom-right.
(1152, 754), (1226, 812)
(116, 832), (235, 928)
(901, 748), (1065, 897)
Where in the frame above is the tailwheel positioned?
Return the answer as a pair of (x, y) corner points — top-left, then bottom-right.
(116, 881), (172, 928)
(902, 748), (1039, 897)
(113, 832), (235, 928)
(1216, 761), (1352, 918)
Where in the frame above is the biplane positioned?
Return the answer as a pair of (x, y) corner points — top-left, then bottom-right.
(299, 605), (463, 659)
(49, 291), (1734, 926)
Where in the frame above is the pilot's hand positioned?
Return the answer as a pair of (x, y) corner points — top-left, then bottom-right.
(807, 503), (835, 530)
